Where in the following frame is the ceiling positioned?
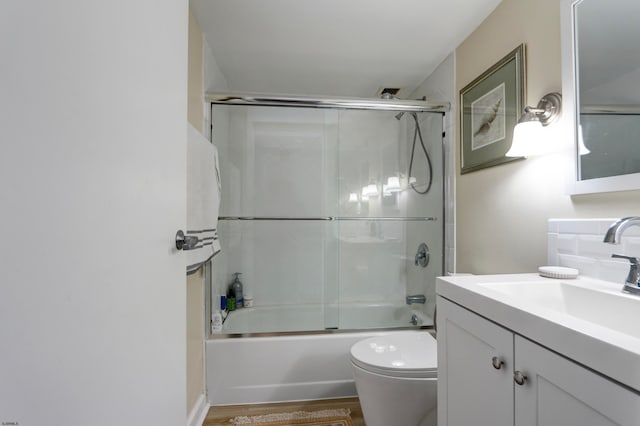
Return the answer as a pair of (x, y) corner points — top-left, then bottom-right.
(190, 0), (503, 98)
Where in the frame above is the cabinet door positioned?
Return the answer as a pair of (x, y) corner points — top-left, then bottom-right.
(437, 297), (514, 426)
(515, 336), (640, 426)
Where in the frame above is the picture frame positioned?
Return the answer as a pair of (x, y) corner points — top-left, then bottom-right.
(460, 44), (525, 174)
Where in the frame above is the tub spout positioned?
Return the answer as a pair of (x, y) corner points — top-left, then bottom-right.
(406, 294), (426, 305)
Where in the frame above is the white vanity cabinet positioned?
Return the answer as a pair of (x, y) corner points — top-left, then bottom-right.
(437, 296), (640, 426)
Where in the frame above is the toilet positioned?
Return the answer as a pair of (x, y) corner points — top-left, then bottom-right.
(350, 331), (437, 426)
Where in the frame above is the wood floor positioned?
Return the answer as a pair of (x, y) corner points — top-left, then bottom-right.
(203, 397), (365, 426)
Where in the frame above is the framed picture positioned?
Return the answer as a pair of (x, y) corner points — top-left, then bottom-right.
(460, 44), (525, 174)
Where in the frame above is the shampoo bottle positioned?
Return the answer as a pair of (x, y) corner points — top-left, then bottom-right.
(231, 273), (244, 308)
(226, 286), (236, 311)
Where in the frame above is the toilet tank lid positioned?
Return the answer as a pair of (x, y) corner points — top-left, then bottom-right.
(350, 331), (437, 372)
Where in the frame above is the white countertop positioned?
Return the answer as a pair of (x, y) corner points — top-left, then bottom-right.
(436, 273), (640, 392)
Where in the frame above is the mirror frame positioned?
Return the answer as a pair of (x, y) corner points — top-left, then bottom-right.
(562, 0), (640, 194)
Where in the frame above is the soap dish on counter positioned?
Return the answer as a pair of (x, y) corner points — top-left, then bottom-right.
(538, 266), (579, 279)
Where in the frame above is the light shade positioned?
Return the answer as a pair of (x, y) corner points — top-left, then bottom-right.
(506, 120), (544, 157)
(348, 192), (358, 202)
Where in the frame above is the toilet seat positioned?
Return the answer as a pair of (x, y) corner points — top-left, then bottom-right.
(350, 331), (437, 379)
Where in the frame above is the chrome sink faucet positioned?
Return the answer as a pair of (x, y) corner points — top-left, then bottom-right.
(603, 217), (640, 295)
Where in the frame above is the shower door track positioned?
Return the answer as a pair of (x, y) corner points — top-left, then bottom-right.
(218, 216), (437, 221)
(207, 92), (450, 113)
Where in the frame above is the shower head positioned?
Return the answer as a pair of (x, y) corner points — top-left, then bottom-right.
(395, 111), (405, 120)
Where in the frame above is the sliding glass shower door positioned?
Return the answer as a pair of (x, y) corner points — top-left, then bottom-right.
(211, 104), (443, 334)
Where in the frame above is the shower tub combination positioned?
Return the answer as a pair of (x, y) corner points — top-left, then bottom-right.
(205, 93), (447, 406)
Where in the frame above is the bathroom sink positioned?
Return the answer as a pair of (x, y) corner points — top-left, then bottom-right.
(478, 279), (640, 339)
(436, 273), (640, 395)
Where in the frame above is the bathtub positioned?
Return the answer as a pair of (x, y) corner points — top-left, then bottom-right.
(206, 303), (433, 406)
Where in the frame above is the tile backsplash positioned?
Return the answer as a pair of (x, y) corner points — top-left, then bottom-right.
(548, 218), (640, 283)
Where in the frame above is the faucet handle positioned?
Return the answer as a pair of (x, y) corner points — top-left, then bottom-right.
(611, 254), (639, 264)
(611, 254), (640, 292)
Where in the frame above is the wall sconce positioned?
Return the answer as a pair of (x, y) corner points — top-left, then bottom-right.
(348, 192), (359, 203)
(505, 92), (562, 157)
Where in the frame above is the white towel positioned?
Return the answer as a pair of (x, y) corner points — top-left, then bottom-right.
(186, 123), (221, 273)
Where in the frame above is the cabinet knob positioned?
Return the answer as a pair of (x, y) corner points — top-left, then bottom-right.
(514, 370), (527, 386)
(491, 356), (504, 370)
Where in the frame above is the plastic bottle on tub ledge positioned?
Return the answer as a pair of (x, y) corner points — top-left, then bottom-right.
(226, 287), (236, 311)
(230, 272), (244, 308)
(243, 293), (253, 308)
(211, 294), (223, 333)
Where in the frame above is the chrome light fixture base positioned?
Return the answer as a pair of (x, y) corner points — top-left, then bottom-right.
(526, 92), (562, 126)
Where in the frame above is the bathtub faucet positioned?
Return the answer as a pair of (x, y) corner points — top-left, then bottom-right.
(406, 294), (426, 305)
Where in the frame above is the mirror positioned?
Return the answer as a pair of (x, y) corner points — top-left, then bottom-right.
(562, 0), (640, 194)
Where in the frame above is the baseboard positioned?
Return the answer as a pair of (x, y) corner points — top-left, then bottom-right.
(187, 393), (209, 426)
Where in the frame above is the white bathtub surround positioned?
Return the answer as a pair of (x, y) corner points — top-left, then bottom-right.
(547, 218), (638, 282)
(206, 329), (428, 406)
(212, 106), (443, 321)
(187, 123), (222, 273)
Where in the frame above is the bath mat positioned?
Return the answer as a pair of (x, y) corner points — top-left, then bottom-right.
(229, 408), (353, 426)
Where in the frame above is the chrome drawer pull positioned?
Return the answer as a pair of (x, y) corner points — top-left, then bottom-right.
(491, 356), (504, 370)
(514, 371), (527, 386)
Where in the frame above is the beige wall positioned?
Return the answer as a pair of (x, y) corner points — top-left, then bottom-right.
(188, 10), (204, 133)
(186, 270), (205, 415)
(186, 9), (205, 416)
(455, 0), (640, 274)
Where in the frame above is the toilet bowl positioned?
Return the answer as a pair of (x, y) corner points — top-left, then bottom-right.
(350, 331), (437, 426)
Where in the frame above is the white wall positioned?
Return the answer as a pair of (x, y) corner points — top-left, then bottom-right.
(203, 38), (230, 140)
(0, 1), (188, 425)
